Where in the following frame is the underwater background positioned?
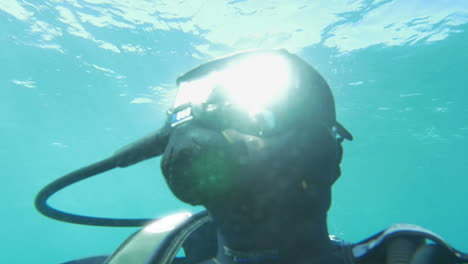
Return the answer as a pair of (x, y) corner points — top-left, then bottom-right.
(1, 0), (467, 263)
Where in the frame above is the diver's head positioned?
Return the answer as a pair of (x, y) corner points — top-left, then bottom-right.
(161, 49), (352, 214)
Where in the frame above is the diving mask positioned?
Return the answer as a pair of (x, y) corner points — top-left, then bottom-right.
(169, 52), (295, 136)
(168, 50), (352, 140)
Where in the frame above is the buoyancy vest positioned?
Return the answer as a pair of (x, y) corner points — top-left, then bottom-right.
(103, 211), (468, 264)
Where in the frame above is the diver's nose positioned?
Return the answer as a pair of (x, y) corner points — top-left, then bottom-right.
(222, 129), (265, 152)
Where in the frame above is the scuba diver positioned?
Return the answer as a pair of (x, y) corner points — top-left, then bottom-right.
(36, 49), (468, 264)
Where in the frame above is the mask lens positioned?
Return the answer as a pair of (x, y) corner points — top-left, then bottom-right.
(169, 53), (296, 135)
(168, 50), (353, 141)
(169, 101), (281, 136)
(221, 107), (278, 136)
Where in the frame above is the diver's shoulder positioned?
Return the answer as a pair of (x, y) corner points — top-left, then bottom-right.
(345, 223), (468, 264)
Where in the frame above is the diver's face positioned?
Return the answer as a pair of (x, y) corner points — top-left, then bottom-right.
(161, 118), (338, 214)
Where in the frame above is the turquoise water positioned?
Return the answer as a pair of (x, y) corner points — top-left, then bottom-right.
(1, 1), (467, 263)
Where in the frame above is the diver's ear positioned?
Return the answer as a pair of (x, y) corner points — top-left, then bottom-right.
(330, 143), (343, 185)
(331, 165), (341, 185)
(336, 142), (343, 165)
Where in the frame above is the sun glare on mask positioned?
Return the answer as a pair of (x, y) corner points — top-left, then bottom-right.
(173, 53), (292, 116)
(173, 72), (219, 108)
(221, 53), (292, 115)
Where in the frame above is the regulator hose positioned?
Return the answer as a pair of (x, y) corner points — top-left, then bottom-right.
(34, 127), (170, 227)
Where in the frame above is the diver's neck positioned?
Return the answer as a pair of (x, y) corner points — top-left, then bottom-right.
(211, 212), (334, 264)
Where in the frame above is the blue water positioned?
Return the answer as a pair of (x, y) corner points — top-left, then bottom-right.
(1, 1), (467, 263)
